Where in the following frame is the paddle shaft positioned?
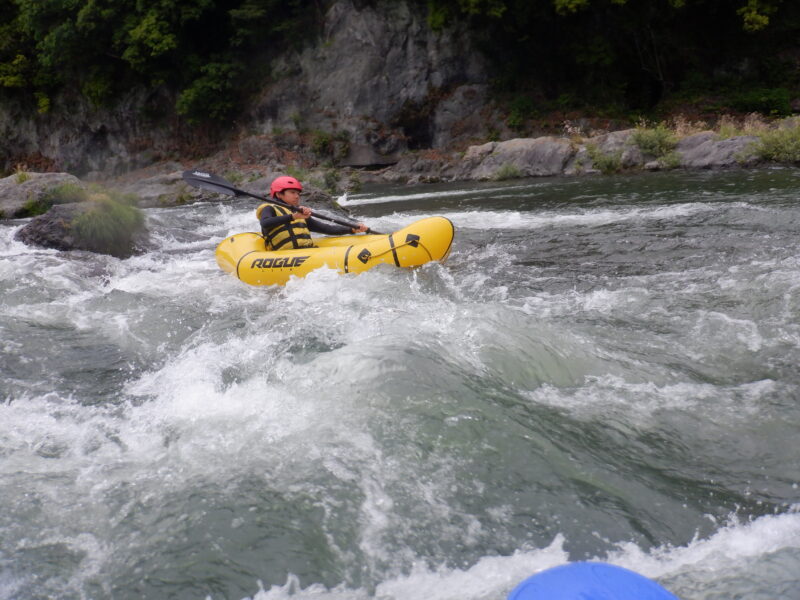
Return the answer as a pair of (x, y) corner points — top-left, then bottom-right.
(182, 170), (381, 234)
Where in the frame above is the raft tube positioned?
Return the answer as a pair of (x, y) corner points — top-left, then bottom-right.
(215, 216), (455, 286)
(508, 562), (679, 600)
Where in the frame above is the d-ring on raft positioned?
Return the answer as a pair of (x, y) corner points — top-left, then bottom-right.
(215, 216), (455, 286)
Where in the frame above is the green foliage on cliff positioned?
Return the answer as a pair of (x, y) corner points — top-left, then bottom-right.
(426, 0), (799, 114)
(1, 0), (797, 126)
(0, 0), (311, 123)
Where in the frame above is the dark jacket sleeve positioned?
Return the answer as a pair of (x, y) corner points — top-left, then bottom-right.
(259, 205), (292, 233)
(306, 216), (353, 235)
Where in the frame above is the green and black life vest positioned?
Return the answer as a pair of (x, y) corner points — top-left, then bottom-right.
(256, 203), (315, 250)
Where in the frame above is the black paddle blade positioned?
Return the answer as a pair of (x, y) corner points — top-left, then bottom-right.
(181, 170), (243, 197)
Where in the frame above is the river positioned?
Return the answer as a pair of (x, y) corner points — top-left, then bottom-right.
(1, 168), (799, 600)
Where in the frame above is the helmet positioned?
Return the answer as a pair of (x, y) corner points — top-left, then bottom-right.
(270, 176), (303, 198)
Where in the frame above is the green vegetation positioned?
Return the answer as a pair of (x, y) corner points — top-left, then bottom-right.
(72, 193), (145, 257)
(631, 123), (677, 158)
(224, 171), (246, 185)
(427, 0), (799, 115)
(14, 167), (30, 184)
(0, 0), (313, 124)
(658, 150), (682, 170)
(731, 87), (793, 116)
(586, 144), (622, 174)
(507, 96), (536, 131)
(0, 0), (797, 129)
(311, 130), (350, 161)
(752, 126), (800, 163)
(20, 182), (86, 217)
(493, 163), (522, 180)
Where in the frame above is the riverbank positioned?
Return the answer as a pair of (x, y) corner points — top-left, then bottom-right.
(110, 113), (800, 205)
(2, 113), (799, 239)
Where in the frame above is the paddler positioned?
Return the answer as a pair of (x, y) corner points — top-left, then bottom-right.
(257, 176), (368, 250)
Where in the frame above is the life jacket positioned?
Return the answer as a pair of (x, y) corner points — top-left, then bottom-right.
(256, 203), (314, 250)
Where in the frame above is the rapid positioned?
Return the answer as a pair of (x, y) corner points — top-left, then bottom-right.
(1, 168), (799, 600)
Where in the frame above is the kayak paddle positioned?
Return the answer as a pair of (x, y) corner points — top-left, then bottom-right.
(181, 170), (382, 234)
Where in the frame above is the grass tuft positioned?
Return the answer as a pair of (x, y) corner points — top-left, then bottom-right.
(631, 123), (676, 158)
(586, 144), (622, 174)
(71, 194), (145, 256)
(751, 127), (800, 163)
(493, 163), (522, 180)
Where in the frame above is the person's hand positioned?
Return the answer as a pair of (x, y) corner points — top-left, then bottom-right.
(292, 206), (312, 220)
(351, 223), (368, 233)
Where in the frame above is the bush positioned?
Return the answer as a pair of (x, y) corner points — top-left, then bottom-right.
(631, 124), (676, 158)
(493, 163), (522, 180)
(586, 144), (622, 174)
(20, 183), (87, 217)
(507, 95), (536, 131)
(71, 194), (145, 256)
(731, 88), (793, 117)
(752, 126), (800, 163)
(658, 151), (682, 169)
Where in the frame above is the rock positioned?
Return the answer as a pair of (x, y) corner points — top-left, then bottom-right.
(339, 142), (401, 168)
(0, 172), (84, 219)
(584, 129), (644, 168)
(385, 151), (456, 183)
(563, 146), (599, 176)
(0, 87), (179, 176)
(113, 169), (227, 208)
(679, 135), (760, 168)
(432, 84), (492, 149)
(238, 136), (283, 163)
(456, 136), (575, 180)
(675, 131), (717, 152)
(246, 0), (491, 163)
(14, 198), (149, 258)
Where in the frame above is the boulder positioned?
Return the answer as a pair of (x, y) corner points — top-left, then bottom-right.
(0, 172), (84, 219)
(456, 136), (576, 180)
(14, 198), (149, 258)
(114, 169), (218, 208)
(679, 135), (760, 168)
(585, 129), (644, 168)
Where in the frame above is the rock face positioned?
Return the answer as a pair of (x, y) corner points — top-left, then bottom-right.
(246, 0), (490, 167)
(0, 172), (84, 218)
(0, 88), (178, 177)
(0, 0), (492, 175)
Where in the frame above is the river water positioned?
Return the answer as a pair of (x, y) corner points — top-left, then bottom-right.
(1, 168), (799, 600)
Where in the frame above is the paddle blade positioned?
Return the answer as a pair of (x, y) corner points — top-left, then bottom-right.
(181, 170), (240, 197)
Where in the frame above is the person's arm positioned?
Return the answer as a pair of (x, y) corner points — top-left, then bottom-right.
(307, 216), (361, 235)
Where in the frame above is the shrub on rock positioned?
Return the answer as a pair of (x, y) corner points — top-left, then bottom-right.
(14, 190), (147, 258)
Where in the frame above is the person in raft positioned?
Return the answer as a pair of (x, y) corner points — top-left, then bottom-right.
(257, 176), (368, 250)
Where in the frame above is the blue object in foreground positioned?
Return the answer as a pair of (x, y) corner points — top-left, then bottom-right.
(508, 562), (679, 600)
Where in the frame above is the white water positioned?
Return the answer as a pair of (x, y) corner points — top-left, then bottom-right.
(2, 169), (800, 599)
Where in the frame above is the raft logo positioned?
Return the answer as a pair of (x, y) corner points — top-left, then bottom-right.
(251, 256), (310, 269)
(192, 171), (211, 178)
(357, 249), (372, 264)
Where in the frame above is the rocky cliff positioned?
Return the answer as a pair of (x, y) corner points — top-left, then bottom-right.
(0, 0), (498, 177)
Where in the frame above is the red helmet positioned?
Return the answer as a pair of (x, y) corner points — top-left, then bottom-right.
(270, 176), (303, 198)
